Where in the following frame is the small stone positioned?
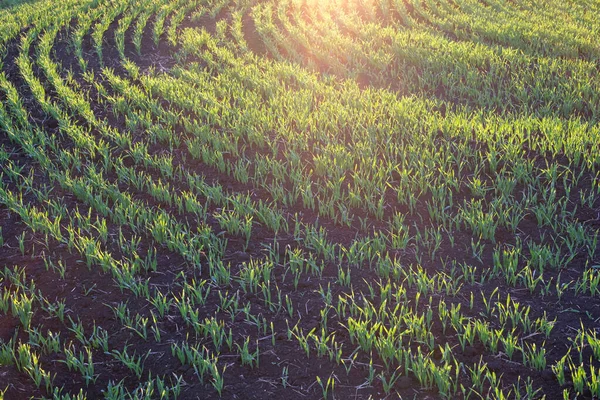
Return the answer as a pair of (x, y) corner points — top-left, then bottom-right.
(232, 251), (251, 262)
(397, 376), (413, 389)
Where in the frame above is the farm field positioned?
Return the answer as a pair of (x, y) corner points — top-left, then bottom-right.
(1, 0), (600, 398)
